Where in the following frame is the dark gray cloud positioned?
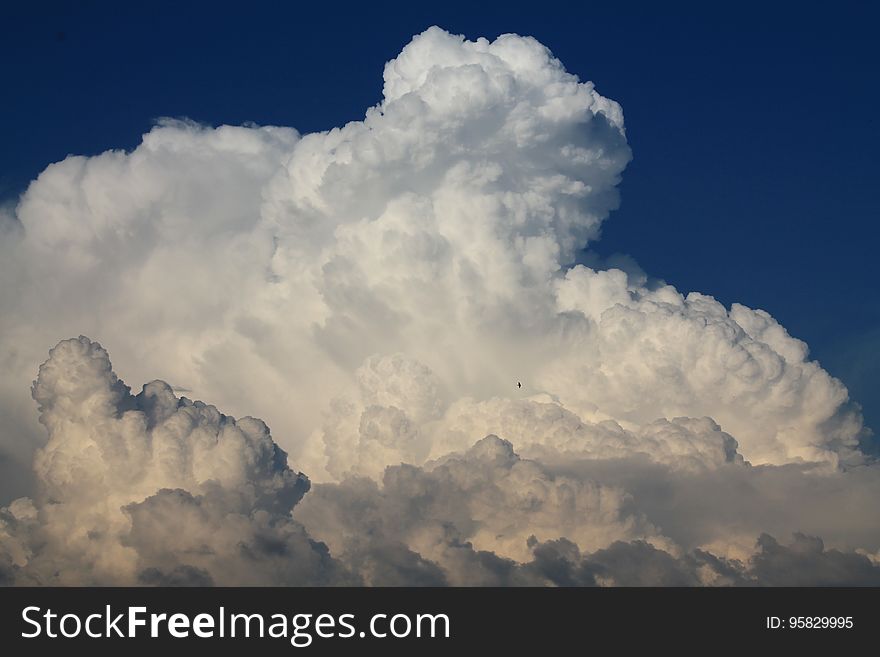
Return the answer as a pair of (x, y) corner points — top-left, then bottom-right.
(749, 533), (880, 586)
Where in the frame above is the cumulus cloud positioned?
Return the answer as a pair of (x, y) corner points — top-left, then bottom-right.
(297, 434), (659, 569)
(0, 27), (877, 585)
(522, 533), (880, 587)
(296, 434), (880, 585)
(0, 337), (351, 585)
(428, 398), (744, 471)
(2, 337), (879, 586)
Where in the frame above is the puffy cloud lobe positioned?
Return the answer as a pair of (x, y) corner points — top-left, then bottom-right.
(317, 359), (745, 480)
(317, 353), (445, 479)
(522, 538), (719, 587)
(298, 483), (880, 586)
(550, 268), (865, 466)
(297, 440), (880, 585)
(0, 337), (349, 585)
(123, 487), (350, 586)
(431, 398), (743, 471)
(520, 533), (880, 587)
(748, 533), (880, 586)
(31, 337), (308, 512)
(298, 435), (659, 571)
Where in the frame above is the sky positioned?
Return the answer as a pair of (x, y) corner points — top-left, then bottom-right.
(0, 2), (878, 586)
(2, 1), (877, 434)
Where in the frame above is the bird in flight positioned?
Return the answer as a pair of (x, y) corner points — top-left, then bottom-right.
(517, 381), (522, 389)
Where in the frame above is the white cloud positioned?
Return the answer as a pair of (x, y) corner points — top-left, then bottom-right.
(0, 27), (876, 585)
(298, 434), (660, 567)
(1, 337), (350, 585)
(2, 337), (878, 585)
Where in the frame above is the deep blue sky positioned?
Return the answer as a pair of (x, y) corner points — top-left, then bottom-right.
(2, 1), (878, 440)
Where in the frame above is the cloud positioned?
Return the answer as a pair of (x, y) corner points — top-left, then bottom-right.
(0, 337), (352, 585)
(297, 434), (660, 570)
(296, 433), (880, 585)
(427, 398), (744, 471)
(521, 533), (880, 586)
(0, 27), (876, 585)
(748, 533), (880, 586)
(2, 337), (879, 586)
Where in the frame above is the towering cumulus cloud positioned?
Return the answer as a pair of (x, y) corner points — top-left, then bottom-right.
(0, 27), (877, 585)
(1, 336), (349, 585)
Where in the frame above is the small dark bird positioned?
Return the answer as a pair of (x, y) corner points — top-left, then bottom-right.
(517, 381), (522, 389)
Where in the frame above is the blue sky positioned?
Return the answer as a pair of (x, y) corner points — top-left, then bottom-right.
(2, 0), (877, 440)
